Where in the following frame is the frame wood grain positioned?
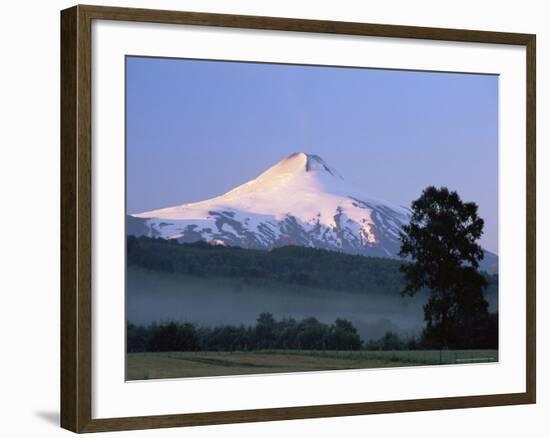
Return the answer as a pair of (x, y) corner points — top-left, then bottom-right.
(60, 4), (536, 433)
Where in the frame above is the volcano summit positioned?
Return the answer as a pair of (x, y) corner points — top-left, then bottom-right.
(129, 152), (415, 258)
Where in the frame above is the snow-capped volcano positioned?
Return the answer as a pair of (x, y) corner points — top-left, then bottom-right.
(129, 152), (412, 258)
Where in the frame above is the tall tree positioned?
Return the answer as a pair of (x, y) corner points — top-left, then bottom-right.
(255, 312), (277, 349)
(399, 186), (490, 348)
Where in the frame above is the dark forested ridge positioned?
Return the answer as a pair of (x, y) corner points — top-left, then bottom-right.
(127, 235), (404, 293)
(127, 235), (498, 299)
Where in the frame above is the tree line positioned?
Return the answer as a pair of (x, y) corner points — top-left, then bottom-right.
(127, 235), (498, 297)
(127, 315), (498, 354)
(127, 312), (363, 353)
(127, 235), (405, 294)
(364, 314), (498, 351)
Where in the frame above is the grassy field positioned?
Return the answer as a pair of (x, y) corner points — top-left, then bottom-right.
(126, 349), (498, 380)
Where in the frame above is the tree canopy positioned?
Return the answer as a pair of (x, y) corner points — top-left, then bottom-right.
(127, 313), (363, 352)
(399, 186), (494, 349)
(126, 235), (405, 294)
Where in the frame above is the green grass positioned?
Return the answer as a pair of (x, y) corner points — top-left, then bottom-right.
(126, 349), (498, 380)
(250, 349), (498, 364)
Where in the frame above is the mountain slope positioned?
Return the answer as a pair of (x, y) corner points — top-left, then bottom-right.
(129, 152), (498, 272)
(130, 152), (411, 258)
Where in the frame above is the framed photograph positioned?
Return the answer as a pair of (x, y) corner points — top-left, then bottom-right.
(60, 4), (536, 433)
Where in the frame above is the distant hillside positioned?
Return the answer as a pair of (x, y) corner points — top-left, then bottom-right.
(127, 236), (498, 300)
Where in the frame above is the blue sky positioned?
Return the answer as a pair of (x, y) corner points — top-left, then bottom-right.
(126, 56), (499, 253)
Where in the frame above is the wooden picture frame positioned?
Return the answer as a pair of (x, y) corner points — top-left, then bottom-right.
(61, 4), (536, 433)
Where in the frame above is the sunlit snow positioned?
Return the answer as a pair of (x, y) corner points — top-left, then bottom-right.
(132, 152), (411, 257)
